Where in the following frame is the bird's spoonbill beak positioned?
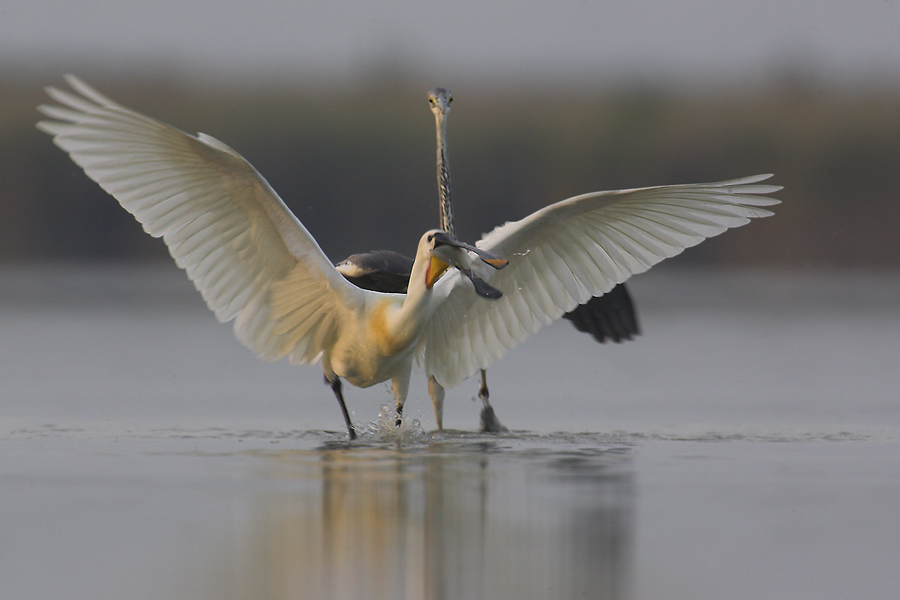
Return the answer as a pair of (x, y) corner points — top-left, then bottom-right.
(426, 255), (451, 289)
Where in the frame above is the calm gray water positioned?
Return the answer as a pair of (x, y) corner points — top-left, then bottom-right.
(2, 265), (899, 600)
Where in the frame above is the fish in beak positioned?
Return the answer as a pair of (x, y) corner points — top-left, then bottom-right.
(431, 231), (509, 270)
(429, 232), (508, 299)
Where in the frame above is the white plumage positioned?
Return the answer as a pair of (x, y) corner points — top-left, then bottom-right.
(424, 176), (779, 387)
(37, 75), (780, 434)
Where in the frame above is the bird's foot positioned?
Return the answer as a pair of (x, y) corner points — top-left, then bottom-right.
(480, 406), (508, 433)
(477, 369), (506, 432)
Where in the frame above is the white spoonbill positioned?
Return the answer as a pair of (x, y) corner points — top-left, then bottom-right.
(36, 76), (506, 440)
(37, 76), (781, 438)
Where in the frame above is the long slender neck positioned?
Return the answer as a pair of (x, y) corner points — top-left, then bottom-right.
(434, 114), (455, 237)
(388, 246), (439, 348)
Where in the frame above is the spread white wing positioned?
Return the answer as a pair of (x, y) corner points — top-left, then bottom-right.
(37, 75), (368, 365)
(426, 176), (781, 387)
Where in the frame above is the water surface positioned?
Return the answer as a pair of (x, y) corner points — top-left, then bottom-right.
(2, 265), (898, 599)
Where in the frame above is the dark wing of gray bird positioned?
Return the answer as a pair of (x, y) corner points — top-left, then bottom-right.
(562, 284), (640, 343)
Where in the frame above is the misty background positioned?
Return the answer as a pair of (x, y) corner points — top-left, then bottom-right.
(1, 0), (899, 267)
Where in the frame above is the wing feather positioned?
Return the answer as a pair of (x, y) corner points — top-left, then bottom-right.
(37, 75), (367, 364)
(426, 176), (780, 387)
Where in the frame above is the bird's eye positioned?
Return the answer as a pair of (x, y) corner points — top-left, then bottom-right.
(447, 96), (453, 103)
(428, 98), (435, 105)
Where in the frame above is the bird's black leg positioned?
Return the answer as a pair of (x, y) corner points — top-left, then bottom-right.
(478, 369), (507, 433)
(325, 375), (356, 440)
(391, 375), (410, 431)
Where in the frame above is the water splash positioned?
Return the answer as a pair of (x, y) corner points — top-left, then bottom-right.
(355, 404), (431, 445)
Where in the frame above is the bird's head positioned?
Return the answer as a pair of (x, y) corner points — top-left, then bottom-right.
(423, 230), (452, 289)
(427, 88), (453, 119)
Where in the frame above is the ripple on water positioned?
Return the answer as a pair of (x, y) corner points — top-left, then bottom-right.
(2, 419), (881, 450)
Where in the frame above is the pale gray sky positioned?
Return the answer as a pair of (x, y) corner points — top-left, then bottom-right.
(4, 0), (900, 89)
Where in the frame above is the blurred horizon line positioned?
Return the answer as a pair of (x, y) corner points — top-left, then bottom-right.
(5, 52), (900, 97)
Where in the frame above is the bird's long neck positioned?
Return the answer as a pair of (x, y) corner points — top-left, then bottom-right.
(387, 249), (439, 348)
(434, 114), (455, 237)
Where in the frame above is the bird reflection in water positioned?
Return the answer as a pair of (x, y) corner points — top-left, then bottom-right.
(206, 437), (634, 600)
